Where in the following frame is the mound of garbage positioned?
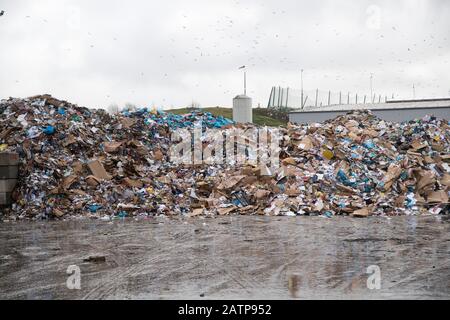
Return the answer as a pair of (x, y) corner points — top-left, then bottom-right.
(0, 95), (449, 220)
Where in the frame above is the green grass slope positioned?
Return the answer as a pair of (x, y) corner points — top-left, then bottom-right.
(167, 107), (286, 127)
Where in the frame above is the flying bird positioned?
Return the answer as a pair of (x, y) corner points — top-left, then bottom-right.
(0, 10), (5, 16)
(239, 65), (246, 69)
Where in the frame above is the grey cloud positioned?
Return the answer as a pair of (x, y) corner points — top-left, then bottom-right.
(0, 0), (449, 109)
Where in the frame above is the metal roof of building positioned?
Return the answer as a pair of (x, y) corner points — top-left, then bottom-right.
(290, 98), (450, 113)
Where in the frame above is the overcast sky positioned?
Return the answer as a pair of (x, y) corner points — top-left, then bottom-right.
(1, 0), (449, 109)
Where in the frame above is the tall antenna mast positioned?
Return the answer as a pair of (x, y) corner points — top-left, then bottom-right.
(370, 73), (374, 102)
(301, 69), (304, 108)
(244, 70), (247, 95)
(239, 65), (246, 95)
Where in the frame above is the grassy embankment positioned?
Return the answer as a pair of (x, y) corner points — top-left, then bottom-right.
(168, 107), (287, 127)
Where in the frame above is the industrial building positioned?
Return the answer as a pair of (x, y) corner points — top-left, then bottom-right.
(289, 98), (450, 124)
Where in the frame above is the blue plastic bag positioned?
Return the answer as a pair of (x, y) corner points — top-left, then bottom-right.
(43, 125), (55, 135)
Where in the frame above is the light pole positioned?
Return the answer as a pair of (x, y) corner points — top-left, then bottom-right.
(239, 65), (246, 95)
(244, 70), (247, 95)
(301, 69), (304, 109)
(370, 73), (374, 103)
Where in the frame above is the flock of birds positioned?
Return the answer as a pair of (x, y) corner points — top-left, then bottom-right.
(1, 3), (449, 104)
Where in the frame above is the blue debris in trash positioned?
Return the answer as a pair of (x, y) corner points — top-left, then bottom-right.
(123, 108), (234, 130)
(277, 183), (286, 192)
(364, 184), (373, 193)
(231, 190), (250, 207)
(117, 211), (127, 218)
(405, 193), (416, 208)
(336, 169), (358, 188)
(232, 198), (242, 206)
(134, 107), (148, 116)
(336, 169), (348, 183)
(324, 211), (333, 218)
(58, 108), (66, 115)
(42, 125), (55, 135)
(363, 140), (375, 149)
(88, 204), (102, 213)
(400, 171), (409, 180)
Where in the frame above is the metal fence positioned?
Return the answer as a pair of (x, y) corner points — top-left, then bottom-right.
(267, 87), (394, 109)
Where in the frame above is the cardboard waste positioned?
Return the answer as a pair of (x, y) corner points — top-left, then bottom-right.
(0, 94), (449, 220)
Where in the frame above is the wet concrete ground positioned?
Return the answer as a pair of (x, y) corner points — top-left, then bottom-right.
(0, 215), (449, 300)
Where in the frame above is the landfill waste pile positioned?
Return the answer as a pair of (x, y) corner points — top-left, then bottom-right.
(0, 95), (449, 220)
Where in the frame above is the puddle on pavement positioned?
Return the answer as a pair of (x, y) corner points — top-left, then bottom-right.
(0, 215), (449, 299)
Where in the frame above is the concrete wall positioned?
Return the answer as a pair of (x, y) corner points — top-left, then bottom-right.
(289, 107), (450, 124)
(0, 153), (19, 206)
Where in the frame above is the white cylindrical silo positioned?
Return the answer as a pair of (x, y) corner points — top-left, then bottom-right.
(233, 95), (252, 123)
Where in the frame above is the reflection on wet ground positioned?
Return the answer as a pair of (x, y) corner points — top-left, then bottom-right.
(0, 215), (449, 299)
